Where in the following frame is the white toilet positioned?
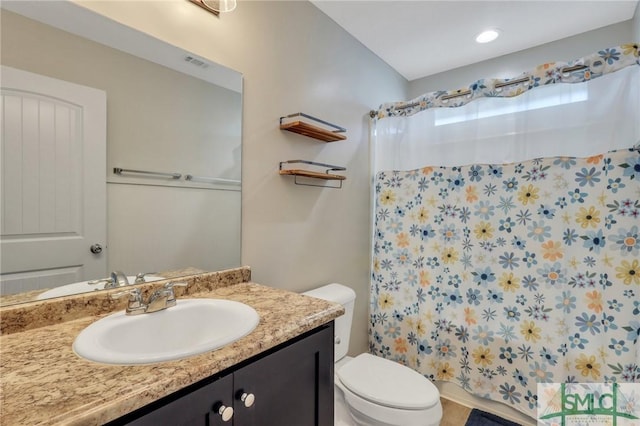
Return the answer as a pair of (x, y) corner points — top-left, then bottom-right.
(303, 283), (442, 426)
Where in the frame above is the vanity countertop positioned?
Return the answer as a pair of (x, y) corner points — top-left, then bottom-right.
(0, 280), (343, 425)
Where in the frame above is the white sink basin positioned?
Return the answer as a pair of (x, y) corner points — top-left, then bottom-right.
(73, 299), (259, 365)
(37, 276), (165, 300)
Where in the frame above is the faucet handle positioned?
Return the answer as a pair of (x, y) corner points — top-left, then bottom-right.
(164, 281), (189, 289)
(88, 278), (114, 287)
(134, 272), (158, 283)
(111, 288), (146, 315)
(163, 282), (189, 305)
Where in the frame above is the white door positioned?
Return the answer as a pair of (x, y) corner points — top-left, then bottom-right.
(1, 66), (107, 295)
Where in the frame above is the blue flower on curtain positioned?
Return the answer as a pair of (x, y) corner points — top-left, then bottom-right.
(598, 48), (621, 65)
(370, 146), (640, 417)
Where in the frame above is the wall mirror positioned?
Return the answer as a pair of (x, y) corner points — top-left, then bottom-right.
(0, 2), (242, 306)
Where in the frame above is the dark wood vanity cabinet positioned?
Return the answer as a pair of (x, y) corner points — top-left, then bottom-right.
(109, 323), (334, 426)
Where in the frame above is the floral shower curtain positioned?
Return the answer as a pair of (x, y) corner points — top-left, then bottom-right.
(368, 45), (640, 417)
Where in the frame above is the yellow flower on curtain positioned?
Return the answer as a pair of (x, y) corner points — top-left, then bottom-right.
(380, 189), (396, 205)
(621, 43), (639, 58)
(474, 221), (494, 240)
(575, 206), (601, 228)
(498, 272), (521, 292)
(472, 346), (494, 367)
(417, 207), (430, 223)
(615, 259), (640, 285)
(575, 354), (601, 379)
(517, 184), (539, 205)
(378, 293), (394, 309)
(441, 247), (459, 264)
(521, 320), (541, 342)
(437, 362), (455, 381)
(373, 258), (380, 273)
(541, 240), (564, 261)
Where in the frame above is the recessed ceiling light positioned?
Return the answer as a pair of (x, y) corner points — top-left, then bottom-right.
(475, 29), (500, 44)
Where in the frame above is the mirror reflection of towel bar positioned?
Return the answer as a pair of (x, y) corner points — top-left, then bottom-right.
(185, 174), (240, 185)
(113, 168), (181, 179)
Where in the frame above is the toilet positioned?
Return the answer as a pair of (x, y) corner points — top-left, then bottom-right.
(303, 283), (442, 426)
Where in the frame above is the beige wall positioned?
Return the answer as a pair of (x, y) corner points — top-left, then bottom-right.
(634, 1), (640, 41)
(72, 0), (408, 355)
(409, 20), (634, 97)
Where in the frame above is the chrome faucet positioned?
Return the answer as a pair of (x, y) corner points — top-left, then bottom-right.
(146, 282), (188, 313)
(88, 270), (130, 290)
(109, 271), (130, 288)
(111, 282), (189, 315)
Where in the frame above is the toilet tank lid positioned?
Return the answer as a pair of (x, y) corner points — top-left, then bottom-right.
(337, 353), (440, 410)
(302, 283), (355, 304)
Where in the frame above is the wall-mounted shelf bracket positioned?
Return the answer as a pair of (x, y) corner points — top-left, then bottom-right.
(279, 160), (346, 189)
(280, 113), (347, 142)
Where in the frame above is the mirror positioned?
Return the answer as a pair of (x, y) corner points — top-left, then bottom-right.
(0, 2), (242, 306)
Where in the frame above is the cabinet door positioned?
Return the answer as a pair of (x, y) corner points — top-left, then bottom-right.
(233, 324), (334, 426)
(116, 374), (234, 426)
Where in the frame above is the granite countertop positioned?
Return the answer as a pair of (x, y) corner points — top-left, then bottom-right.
(0, 270), (343, 425)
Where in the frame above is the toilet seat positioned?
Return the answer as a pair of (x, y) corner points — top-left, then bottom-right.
(337, 353), (439, 410)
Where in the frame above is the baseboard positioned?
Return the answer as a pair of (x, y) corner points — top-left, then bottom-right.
(436, 381), (537, 426)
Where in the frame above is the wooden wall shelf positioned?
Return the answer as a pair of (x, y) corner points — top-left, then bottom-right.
(280, 113), (346, 143)
(279, 160), (346, 188)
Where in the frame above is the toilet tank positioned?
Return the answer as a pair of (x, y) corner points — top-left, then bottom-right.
(302, 283), (356, 362)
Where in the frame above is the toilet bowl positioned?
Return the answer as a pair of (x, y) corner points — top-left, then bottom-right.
(336, 353), (442, 426)
(303, 284), (442, 426)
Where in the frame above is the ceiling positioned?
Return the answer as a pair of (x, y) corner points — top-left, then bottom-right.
(311, 1), (639, 81)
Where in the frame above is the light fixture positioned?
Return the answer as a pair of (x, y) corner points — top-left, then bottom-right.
(202, 0), (236, 13)
(189, 0), (236, 15)
(475, 29), (500, 44)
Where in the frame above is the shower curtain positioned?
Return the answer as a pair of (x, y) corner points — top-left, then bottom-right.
(368, 45), (640, 417)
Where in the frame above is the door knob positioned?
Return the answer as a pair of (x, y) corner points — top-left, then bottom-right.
(240, 392), (255, 407)
(215, 404), (233, 422)
(90, 244), (103, 254)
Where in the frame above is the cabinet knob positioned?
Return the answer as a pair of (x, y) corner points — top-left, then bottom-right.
(240, 392), (255, 408)
(216, 405), (234, 422)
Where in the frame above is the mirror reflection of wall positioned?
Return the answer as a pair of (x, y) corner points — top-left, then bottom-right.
(0, 7), (242, 304)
